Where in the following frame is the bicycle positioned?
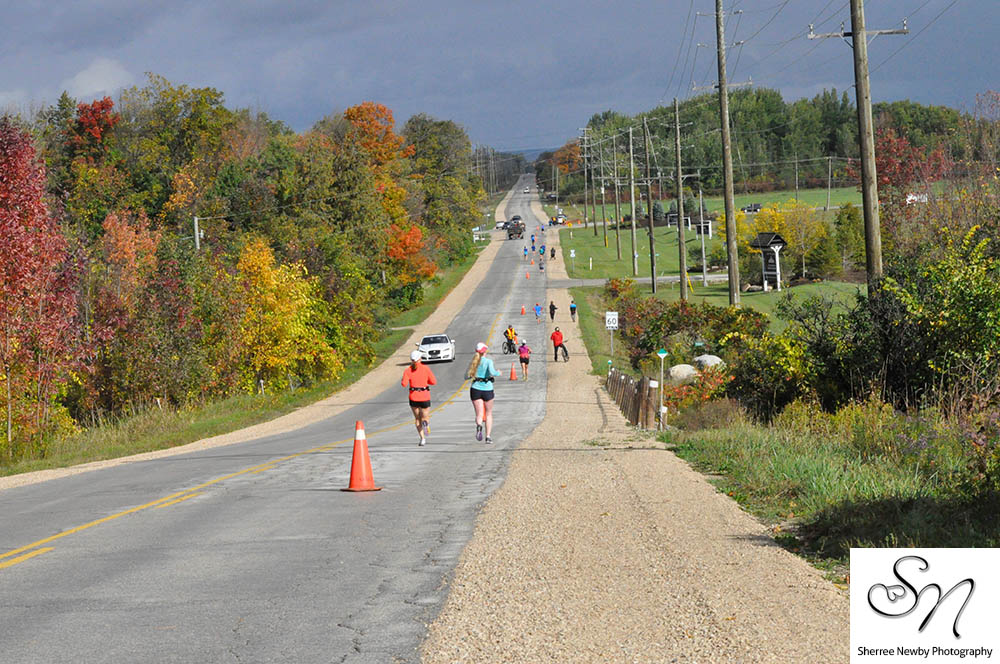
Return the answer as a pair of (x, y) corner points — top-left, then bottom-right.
(502, 339), (517, 355)
(560, 345), (569, 361)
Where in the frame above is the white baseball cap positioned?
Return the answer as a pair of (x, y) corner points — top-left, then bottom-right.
(476, 342), (488, 354)
(410, 350), (422, 362)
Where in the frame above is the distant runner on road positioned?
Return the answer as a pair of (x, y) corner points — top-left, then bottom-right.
(533, 303), (542, 321)
(549, 301), (557, 321)
(523, 246), (528, 260)
(570, 300), (577, 322)
(466, 343), (500, 444)
(401, 350), (436, 446)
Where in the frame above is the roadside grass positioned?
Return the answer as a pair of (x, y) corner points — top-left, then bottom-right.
(1, 244), (487, 478)
(556, 224), (722, 281)
(665, 408), (1000, 579)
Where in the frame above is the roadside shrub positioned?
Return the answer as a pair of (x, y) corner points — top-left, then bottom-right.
(662, 367), (732, 413)
(723, 332), (809, 422)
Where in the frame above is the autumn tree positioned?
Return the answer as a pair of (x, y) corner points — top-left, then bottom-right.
(0, 118), (79, 457)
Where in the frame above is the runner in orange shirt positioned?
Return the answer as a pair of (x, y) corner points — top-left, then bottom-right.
(401, 350), (437, 446)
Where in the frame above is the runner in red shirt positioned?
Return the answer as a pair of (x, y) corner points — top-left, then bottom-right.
(401, 350), (437, 446)
(550, 327), (568, 362)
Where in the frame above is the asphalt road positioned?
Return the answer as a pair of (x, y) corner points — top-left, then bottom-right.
(0, 176), (550, 663)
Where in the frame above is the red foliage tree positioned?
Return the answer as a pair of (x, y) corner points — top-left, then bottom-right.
(71, 96), (120, 162)
(0, 118), (79, 454)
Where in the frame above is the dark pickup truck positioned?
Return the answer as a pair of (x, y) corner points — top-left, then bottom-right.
(507, 222), (525, 239)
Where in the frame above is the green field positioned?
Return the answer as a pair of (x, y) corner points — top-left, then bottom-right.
(557, 224), (722, 280)
(542, 185), (860, 222)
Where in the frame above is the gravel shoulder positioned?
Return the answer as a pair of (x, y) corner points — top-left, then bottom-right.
(421, 201), (849, 663)
(0, 188), (517, 493)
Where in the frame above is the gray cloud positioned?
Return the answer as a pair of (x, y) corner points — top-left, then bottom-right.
(1, 1), (993, 151)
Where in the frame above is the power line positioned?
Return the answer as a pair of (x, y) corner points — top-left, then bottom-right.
(870, 0), (960, 74)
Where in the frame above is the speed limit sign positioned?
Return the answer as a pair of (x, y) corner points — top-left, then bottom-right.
(605, 311), (619, 330)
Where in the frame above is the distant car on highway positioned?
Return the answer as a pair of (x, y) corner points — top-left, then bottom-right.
(510, 215), (522, 223)
(415, 334), (456, 362)
(523, 187), (530, 194)
(740, 203), (762, 213)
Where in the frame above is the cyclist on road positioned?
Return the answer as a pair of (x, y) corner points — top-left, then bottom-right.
(549, 301), (557, 321)
(401, 350), (436, 446)
(504, 324), (518, 347)
(550, 327), (568, 362)
(570, 300), (578, 322)
(518, 341), (532, 380)
(466, 343), (501, 444)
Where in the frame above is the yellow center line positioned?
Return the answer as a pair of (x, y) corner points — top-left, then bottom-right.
(153, 492), (203, 510)
(0, 257), (518, 567)
(0, 547), (54, 570)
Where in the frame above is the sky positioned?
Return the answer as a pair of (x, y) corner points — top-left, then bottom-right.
(0, 1), (990, 154)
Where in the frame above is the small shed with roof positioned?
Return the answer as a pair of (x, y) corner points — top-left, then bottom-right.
(748, 232), (787, 291)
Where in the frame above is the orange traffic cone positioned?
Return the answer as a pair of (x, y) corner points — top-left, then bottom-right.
(526, 271), (530, 280)
(510, 362), (517, 380)
(521, 305), (526, 315)
(530, 258), (534, 265)
(342, 421), (381, 492)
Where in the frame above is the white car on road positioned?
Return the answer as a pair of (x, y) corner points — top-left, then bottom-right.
(416, 334), (456, 362)
(523, 187), (530, 193)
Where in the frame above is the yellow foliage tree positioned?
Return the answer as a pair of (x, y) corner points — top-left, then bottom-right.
(236, 239), (342, 391)
(720, 199), (827, 279)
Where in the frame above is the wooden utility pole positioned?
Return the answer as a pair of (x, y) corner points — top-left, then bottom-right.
(715, 0), (740, 306)
(826, 156), (832, 211)
(613, 134), (622, 260)
(628, 127), (638, 276)
(590, 134), (599, 237)
(809, 4), (907, 290)
(599, 139), (609, 248)
(643, 118), (657, 293)
(581, 129), (589, 229)
(673, 100), (688, 301)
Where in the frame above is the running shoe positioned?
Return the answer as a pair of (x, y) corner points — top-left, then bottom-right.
(476, 423), (483, 442)
(419, 436), (426, 446)
(485, 436), (493, 445)
(422, 421), (430, 437)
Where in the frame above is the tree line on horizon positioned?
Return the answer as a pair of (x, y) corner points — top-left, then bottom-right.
(0, 73), (513, 460)
(534, 86), (992, 199)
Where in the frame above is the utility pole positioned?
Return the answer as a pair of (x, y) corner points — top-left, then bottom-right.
(699, 185), (708, 286)
(809, 5), (908, 289)
(716, 0), (740, 305)
(643, 118), (657, 293)
(555, 160), (559, 210)
(193, 216), (201, 251)
(612, 134), (622, 260)
(600, 139), (608, 248)
(581, 129), (589, 229)
(826, 156), (833, 211)
(629, 126), (638, 277)
(794, 155), (799, 202)
(673, 100), (687, 301)
(590, 134), (599, 237)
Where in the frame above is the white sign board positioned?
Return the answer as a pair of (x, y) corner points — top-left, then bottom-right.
(570, 249), (576, 258)
(605, 311), (619, 330)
